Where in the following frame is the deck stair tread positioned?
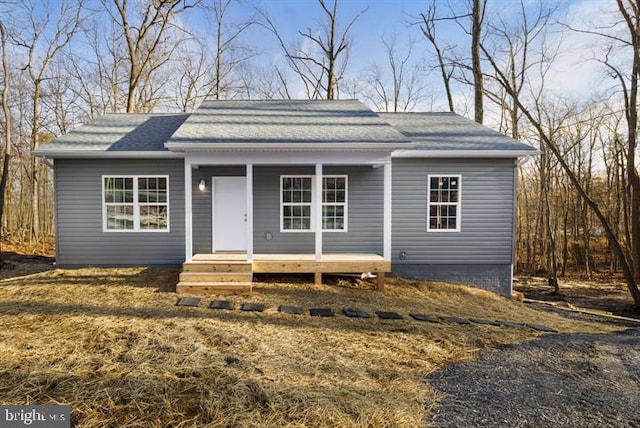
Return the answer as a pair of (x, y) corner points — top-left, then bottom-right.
(179, 272), (253, 282)
(179, 254), (254, 296)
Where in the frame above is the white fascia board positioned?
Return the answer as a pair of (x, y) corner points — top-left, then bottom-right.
(392, 149), (540, 158)
(35, 150), (184, 159)
(164, 142), (407, 151)
(185, 150), (392, 165)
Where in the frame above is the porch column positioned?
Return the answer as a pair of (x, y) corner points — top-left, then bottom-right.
(383, 158), (392, 261)
(184, 160), (193, 262)
(315, 163), (323, 262)
(246, 163), (253, 262)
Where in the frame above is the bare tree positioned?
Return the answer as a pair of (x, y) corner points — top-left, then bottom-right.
(482, 35), (640, 306)
(105, 0), (200, 113)
(260, 0), (367, 100)
(12, 0), (84, 243)
(0, 19), (12, 264)
(363, 34), (426, 112)
(205, 0), (256, 100)
(471, 0), (486, 123)
(418, 1), (456, 112)
(613, 0), (640, 292)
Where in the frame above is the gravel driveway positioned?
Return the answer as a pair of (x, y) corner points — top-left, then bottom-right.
(427, 328), (640, 427)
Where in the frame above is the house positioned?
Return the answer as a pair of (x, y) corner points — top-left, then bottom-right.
(36, 99), (537, 296)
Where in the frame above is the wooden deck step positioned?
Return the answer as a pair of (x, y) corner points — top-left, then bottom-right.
(176, 282), (253, 295)
(182, 261), (252, 273)
(179, 272), (253, 282)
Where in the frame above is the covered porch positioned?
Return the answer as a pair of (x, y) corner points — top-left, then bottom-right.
(177, 153), (393, 295)
(161, 99), (409, 295)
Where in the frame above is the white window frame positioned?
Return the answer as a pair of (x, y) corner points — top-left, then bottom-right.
(279, 174), (349, 233)
(280, 175), (314, 232)
(427, 174), (461, 232)
(322, 175), (348, 233)
(102, 175), (170, 233)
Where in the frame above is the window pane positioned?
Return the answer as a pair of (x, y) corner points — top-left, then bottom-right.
(140, 206), (168, 230)
(430, 177), (439, 190)
(105, 177), (133, 203)
(106, 205), (134, 230)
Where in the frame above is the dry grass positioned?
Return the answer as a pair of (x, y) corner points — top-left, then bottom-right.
(0, 268), (617, 427)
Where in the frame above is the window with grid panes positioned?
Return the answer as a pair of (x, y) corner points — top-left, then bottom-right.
(427, 175), (460, 231)
(103, 176), (168, 231)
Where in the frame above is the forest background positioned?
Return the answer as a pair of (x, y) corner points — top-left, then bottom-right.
(2, 0), (640, 304)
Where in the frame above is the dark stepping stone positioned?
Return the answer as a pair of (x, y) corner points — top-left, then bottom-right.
(440, 316), (471, 325)
(470, 318), (502, 327)
(209, 299), (234, 310)
(279, 305), (302, 315)
(410, 313), (440, 323)
(241, 302), (265, 312)
(176, 297), (201, 307)
(310, 307), (334, 317)
(500, 320), (528, 329)
(527, 323), (558, 333)
(376, 311), (403, 320)
(343, 308), (370, 318)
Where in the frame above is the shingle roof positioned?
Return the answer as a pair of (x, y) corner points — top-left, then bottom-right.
(37, 113), (189, 153)
(166, 99), (408, 145)
(379, 112), (537, 152)
(37, 102), (536, 157)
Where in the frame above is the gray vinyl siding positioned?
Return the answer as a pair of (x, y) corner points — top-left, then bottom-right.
(323, 166), (383, 253)
(252, 165), (384, 254)
(253, 166), (315, 253)
(392, 158), (515, 265)
(54, 159), (184, 266)
(191, 166), (245, 254)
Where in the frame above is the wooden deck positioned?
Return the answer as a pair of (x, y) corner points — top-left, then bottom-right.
(177, 253), (390, 295)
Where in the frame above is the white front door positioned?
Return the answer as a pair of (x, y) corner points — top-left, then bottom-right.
(212, 177), (247, 252)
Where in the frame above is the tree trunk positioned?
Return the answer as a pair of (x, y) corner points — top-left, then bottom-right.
(0, 21), (11, 265)
(471, 0), (484, 124)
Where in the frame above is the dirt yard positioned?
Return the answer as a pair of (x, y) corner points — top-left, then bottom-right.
(428, 328), (640, 427)
(0, 247), (636, 427)
(421, 274), (640, 427)
(515, 275), (639, 320)
(0, 249), (617, 427)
